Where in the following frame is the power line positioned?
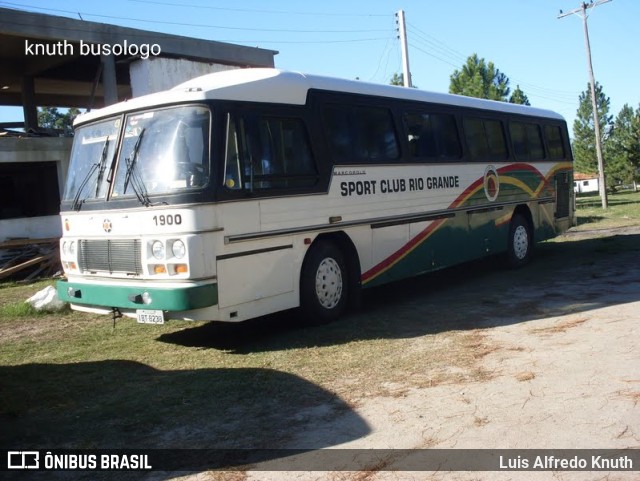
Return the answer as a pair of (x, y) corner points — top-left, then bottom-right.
(369, 25), (399, 82)
(407, 22), (468, 64)
(222, 37), (391, 46)
(408, 30), (578, 101)
(506, 79), (578, 99)
(127, 0), (389, 17)
(0, 4), (392, 51)
(410, 43), (460, 70)
(0, 2), (390, 34)
(405, 19), (580, 102)
(522, 92), (577, 106)
(407, 31), (466, 66)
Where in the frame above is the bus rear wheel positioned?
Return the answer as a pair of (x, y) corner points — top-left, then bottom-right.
(507, 213), (532, 268)
(300, 241), (348, 324)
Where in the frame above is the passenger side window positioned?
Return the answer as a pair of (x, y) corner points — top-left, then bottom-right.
(510, 121), (545, 160)
(404, 111), (461, 160)
(223, 114), (318, 191)
(324, 104), (399, 163)
(463, 117), (508, 161)
(544, 125), (565, 160)
(223, 114), (243, 190)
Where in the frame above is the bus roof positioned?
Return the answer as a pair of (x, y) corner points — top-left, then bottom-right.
(76, 68), (565, 125)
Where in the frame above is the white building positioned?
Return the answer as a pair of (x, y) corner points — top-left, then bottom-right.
(574, 172), (599, 194)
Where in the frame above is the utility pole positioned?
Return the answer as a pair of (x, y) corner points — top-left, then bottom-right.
(558, 0), (611, 209)
(396, 10), (412, 88)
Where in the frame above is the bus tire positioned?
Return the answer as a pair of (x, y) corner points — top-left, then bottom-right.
(300, 241), (348, 324)
(506, 213), (532, 268)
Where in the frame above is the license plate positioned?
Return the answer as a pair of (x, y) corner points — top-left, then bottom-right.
(136, 309), (165, 325)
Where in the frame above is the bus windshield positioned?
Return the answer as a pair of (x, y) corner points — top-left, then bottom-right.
(64, 105), (211, 206)
(63, 118), (119, 207)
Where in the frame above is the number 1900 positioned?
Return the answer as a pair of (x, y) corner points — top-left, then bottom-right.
(153, 214), (182, 226)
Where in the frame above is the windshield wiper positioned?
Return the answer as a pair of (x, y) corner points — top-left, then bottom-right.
(123, 128), (144, 194)
(94, 138), (110, 196)
(122, 128), (152, 206)
(71, 138), (110, 211)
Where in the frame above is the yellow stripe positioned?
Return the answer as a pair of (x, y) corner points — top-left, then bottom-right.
(500, 176), (537, 197)
(494, 211), (512, 227)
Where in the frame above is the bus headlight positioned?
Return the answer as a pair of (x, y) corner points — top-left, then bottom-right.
(171, 240), (186, 259)
(62, 241), (76, 257)
(151, 240), (165, 260)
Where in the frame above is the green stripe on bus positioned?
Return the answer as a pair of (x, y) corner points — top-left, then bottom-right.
(56, 280), (218, 311)
(363, 213), (512, 287)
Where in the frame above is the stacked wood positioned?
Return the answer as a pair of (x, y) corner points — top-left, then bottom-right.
(0, 237), (61, 281)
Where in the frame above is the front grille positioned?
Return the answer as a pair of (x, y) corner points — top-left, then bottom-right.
(78, 239), (142, 275)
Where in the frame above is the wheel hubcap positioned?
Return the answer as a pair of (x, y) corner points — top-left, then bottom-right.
(315, 257), (343, 309)
(513, 225), (529, 260)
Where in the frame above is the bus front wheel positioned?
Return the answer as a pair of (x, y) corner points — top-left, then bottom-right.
(507, 213), (532, 268)
(300, 241), (348, 324)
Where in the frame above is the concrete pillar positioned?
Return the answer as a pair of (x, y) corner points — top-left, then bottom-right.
(21, 75), (38, 131)
(100, 53), (118, 105)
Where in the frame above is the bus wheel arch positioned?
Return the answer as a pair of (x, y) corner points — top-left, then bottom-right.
(507, 206), (533, 268)
(299, 232), (360, 324)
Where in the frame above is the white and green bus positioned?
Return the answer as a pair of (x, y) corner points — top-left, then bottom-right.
(57, 68), (573, 325)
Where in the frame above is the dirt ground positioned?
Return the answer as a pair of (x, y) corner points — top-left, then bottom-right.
(10, 224), (629, 481)
(3, 223), (639, 481)
(187, 225), (640, 481)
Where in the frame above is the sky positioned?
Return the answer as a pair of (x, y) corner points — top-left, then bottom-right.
(1, 0), (638, 130)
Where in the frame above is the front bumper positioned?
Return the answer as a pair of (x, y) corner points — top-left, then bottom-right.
(56, 280), (218, 312)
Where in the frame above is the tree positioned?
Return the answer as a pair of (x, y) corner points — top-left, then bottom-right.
(389, 73), (417, 88)
(572, 82), (613, 176)
(509, 85), (530, 106)
(37, 107), (81, 134)
(390, 73), (404, 86)
(449, 54), (514, 102)
(606, 103), (640, 190)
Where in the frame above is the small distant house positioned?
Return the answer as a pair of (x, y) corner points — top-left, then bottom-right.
(574, 172), (599, 194)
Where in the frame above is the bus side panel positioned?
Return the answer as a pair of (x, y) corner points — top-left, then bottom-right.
(217, 247), (294, 309)
(363, 210), (510, 289)
(371, 224), (409, 274)
(535, 201), (558, 242)
(364, 218), (451, 287)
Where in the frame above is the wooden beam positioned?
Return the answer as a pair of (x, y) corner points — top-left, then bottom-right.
(0, 254), (50, 280)
(0, 237), (59, 249)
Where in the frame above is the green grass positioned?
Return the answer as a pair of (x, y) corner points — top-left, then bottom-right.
(0, 286), (490, 453)
(574, 189), (640, 229)
(0, 300), (41, 318)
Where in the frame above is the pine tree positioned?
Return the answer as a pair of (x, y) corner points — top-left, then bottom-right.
(390, 73), (404, 86)
(389, 73), (417, 88)
(509, 85), (531, 106)
(606, 104), (640, 189)
(572, 82), (612, 175)
(449, 54), (514, 102)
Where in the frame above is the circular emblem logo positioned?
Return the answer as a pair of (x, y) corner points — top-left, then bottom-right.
(483, 165), (500, 202)
(103, 219), (113, 233)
